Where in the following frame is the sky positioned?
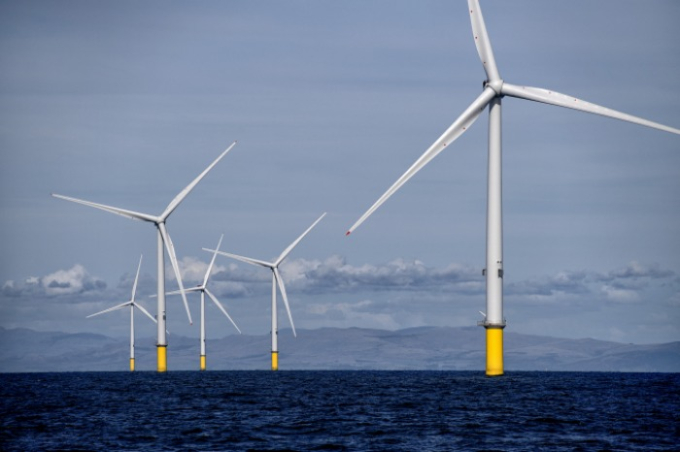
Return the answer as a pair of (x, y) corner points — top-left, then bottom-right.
(1, 0), (679, 347)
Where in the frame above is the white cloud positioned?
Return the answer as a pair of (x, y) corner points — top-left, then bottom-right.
(507, 262), (677, 306)
(2, 280), (18, 298)
(607, 261), (674, 280)
(177, 256), (227, 284)
(2, 264), (107, 299)
(284, 255), (482, 294)
(210, 280), (249, 298)
(41, 264), (106, 296)
(600, 285), (640, 303)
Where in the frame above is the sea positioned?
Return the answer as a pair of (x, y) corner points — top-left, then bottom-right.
(1, 371), (678, 451)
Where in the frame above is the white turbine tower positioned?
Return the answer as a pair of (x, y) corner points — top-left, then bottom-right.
(163, 234), (241, 371)
(205, 213), (326, 371)
(87, 255), (156, 372)
(346, 1), (680, 376)
(53, 141), (237, 372)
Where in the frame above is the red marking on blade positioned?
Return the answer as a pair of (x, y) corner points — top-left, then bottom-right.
(345, 231), (351, 236)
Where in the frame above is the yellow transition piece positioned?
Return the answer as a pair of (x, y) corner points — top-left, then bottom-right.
(486, 327), (504, 376)
(157, 345), (167, 373)
(271, 351), (279, 371)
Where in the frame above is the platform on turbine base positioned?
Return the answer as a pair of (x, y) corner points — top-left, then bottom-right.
(477, 320), (506, 328)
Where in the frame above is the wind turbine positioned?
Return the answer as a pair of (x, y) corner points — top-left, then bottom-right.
(162, 234), (241, 371)
(205, 213), (326, 371)
(346, 1), (680, 377)
(53, 141), (237, 372)
(87, 255), (156, 372)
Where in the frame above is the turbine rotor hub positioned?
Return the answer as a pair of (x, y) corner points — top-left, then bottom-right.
(484, 78), (504, 95)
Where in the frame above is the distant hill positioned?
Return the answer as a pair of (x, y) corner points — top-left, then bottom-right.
(0, 326), (678, 373)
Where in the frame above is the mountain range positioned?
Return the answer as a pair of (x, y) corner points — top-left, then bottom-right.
(1, 326), (678, 373)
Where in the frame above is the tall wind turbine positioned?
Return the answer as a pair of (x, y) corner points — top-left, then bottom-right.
(87, 255), (156, 372)
(162, 234), (241, 371)
(53, 141), (237, 372)
(346, 1), (680, 376)
(205, 213), (326, 371)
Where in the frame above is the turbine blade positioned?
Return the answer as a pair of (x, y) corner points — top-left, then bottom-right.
(160, 141), (237, 221)
(51, 194), (158, 223)
(275, 213), (326, 266)
(203, 248), (273, 269)
(156, 287), (201, 297)
(205, 289), (241, 334)
(273, 268), (296, 337)
(158, 223), (193, 325)
(133, 302), (158, 324)
(346, 87), (496, 235)
(502, 83), (680, 135)
(468, 0), (501, 82)
(130, 255), (143, 303)
(203, 234), (224, 287)
(87, 301), (132, 318)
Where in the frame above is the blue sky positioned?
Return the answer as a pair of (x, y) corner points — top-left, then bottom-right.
(1, 1), (679, 345)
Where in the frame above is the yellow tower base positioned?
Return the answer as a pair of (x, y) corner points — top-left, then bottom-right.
(157, 345), (167, 373)
(485, 326), (504, 376)
(130, 358), (135, 372)
(200, 355), (206, 371)
(271, 351), (278, 371)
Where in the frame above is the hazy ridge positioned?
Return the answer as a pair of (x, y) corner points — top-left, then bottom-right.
(1, 326), (678, 373)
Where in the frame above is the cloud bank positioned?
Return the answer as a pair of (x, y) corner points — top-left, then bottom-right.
(1, 258), (677, 343)
(2, 264), (106, 298)
(4, 258), (676, 308)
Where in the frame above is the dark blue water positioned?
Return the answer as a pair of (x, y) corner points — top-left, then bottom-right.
(1, 371), (678, 451)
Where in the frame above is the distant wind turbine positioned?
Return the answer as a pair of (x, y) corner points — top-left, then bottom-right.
(53, 141), (237, 372)
(205, 213), (326, 371)
(161, 234), (241, 371)
(87, 255), (156, 372)
(346, 1), (680, 376)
